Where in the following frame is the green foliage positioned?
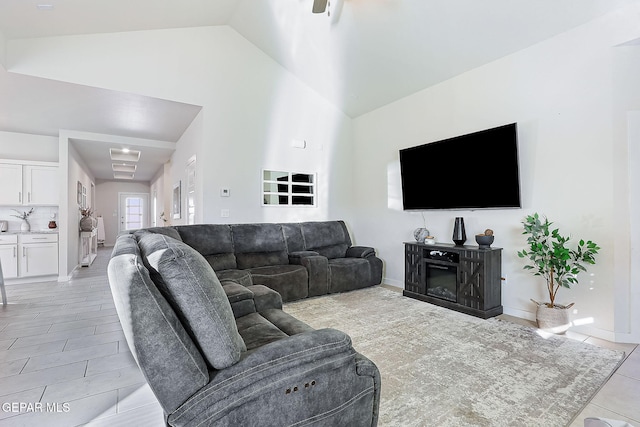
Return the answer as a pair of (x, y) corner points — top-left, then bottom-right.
(517, 213), (600, 307)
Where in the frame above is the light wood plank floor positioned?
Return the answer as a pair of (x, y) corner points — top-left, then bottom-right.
(0, 248), (638, 426)
(0, 247), (164, 426)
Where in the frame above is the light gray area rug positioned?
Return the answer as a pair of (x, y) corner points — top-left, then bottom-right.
(283, 286), (625, 427)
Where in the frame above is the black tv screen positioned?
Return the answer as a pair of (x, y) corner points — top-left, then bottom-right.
(399, 123), (521, 210)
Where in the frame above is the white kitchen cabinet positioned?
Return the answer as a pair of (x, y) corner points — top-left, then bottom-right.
(0, 234), (18, 279)
(0, 162), (59, 206)
(19, 233), (58, 277)
(23, 165), (59, 205)
(0, 164), (23, 205)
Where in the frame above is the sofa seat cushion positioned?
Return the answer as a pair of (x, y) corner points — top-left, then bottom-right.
(216, 269), (252, 287)
(137, 233), (246, 370)
(328, 258), (372, 294)
(236, 312), (289, 350)
(259, 308), (314, 336)
(236, 309), (313, 351)
(248, 265), (309, 302)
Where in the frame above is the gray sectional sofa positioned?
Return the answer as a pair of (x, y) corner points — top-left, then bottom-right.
(138, 220), (383, 302)
(108, 222), (381, 426)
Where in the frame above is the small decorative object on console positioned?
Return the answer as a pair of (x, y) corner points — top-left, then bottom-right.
(79, 207), (96, 231)
(12, 208), (34, 232)
(424, 236), (436, 245)
(48, 213), (57, 229)
(413, 227), (430, 242)
(452, 217), (466, 246)
(475, 228), (495, 249)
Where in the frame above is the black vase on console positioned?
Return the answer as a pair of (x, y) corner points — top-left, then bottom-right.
(452, 217), (467, 246)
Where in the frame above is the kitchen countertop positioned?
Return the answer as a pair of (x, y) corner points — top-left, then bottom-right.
(0, 230), (59, 234)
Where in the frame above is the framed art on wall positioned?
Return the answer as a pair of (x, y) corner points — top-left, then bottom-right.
(77, 181), (83, 205)
(172, 181), (181, 219)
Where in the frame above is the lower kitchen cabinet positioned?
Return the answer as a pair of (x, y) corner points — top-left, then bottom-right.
(0, 233), (58, 279)
(0, 235), (18, 279)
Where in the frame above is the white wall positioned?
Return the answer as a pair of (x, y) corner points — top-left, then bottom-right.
(6, 10), (640, 341)
(0, 30), (5, 69)
(627, 112), (640, 344)
(149, 167), (165, 227)
(352, 7), (640, 341)
(169, 110), (202, 226)
(66, 143), (95, 276)
(6, 26), (355, 227)
(0, 131), (58, 161)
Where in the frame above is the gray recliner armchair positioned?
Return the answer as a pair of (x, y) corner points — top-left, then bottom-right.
(108, 231), (380, 426)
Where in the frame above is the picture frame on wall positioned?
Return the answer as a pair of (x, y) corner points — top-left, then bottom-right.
(172, 181), (181, 219)
(77, 181), (83, 205)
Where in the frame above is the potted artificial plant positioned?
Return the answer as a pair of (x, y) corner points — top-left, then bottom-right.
(517, 213), (600, 333)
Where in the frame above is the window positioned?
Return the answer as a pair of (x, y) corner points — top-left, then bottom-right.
(124, 196), (144, 230)
(262, 170), (316, 206)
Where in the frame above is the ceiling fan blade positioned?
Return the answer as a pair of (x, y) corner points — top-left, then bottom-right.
(312, 0), (328, 13)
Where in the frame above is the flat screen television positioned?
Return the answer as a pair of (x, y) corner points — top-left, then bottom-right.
(399, 123), (521, 210)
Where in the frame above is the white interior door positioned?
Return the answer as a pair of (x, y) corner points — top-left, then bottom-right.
(118, 192), (149, 233)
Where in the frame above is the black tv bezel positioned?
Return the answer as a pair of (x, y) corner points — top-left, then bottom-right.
(399, 123), (522, 211)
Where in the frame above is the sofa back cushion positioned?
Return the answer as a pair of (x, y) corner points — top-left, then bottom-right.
(133, 226), (182, 242)
(301, 221), (352, 259)
(175, 224), (237, 271)
(137, 233), (246, 369)
(232, 224), (289, 269)
(108, 234), (209, 414)
(280, 223), (306, 253)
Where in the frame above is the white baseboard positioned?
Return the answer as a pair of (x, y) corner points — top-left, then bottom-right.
(382, 277), (403, 288)
(504, 306), (626, 343)
(503, 306), (536, 322)
(5, 274), (60, 285)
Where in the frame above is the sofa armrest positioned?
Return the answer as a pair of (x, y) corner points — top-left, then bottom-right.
(169, 328), (379, 427)
(222, 281), (253, 303)
(346, 246), (375, 258)
(246, 285), (283, 311)
(222, 281), (256, 318)
(222, 282), (283, 318)
(289, 251), (328, 297)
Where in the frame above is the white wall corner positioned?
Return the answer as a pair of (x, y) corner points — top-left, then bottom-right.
(0, 29), (6, 69)
(623, 110), (640, 343)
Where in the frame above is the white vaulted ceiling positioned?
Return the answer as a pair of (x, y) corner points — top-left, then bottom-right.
(0, 0), (637, 179)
